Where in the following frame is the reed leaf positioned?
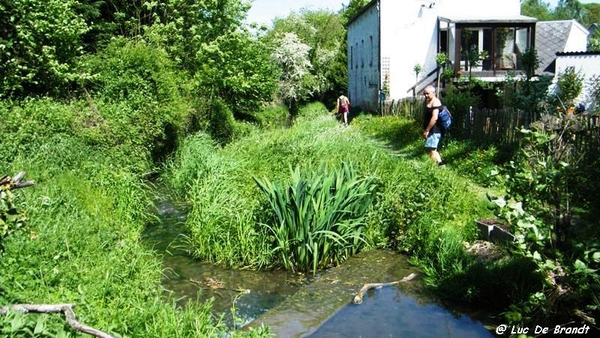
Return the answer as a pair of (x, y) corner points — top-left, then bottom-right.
(254, 162), (378, 275)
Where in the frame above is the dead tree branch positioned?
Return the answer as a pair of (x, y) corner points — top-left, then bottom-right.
(353, 272), (417, 304)
(0, 304), (116, 338)
(0, 171), (35, 190)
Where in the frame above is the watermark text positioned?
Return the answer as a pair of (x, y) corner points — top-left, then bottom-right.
(495, 324), (591, 336)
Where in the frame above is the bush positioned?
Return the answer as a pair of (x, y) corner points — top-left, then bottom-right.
(208, 99), (236, 146)
(0, 0), (87, 98)
(78, 37), (191, 161)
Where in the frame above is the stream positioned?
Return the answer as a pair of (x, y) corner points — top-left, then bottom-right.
(143, 198), (495, 337)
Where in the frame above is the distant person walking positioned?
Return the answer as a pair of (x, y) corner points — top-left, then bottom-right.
(336, 95), (350, 126)
(422, 85), (444, 166)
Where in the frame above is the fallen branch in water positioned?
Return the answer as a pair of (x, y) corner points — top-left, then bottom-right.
(0, 304), (116, 338)
(352, 272), (417, 304)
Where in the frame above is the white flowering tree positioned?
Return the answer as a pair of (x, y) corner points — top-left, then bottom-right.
(271, 32), (317, 116)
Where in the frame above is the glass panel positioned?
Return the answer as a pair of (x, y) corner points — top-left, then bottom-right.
(495, 27), (516, 70)
(461, 28), (479, 71)
(481, 29), (493, 71)
(515, 27), (529, 70)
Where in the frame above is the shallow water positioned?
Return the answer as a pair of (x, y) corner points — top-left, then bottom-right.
(143, 199), (305, 327)
(309, 286), (494, 338)
(145, 198), (494, 336)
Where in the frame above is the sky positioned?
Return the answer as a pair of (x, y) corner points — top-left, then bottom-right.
(245, 0), (600, 27)
(247, 0), (600, 25)
(246, 0), (349, 26)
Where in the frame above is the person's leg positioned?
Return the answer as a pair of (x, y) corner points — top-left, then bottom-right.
(343, 112), (348, 125)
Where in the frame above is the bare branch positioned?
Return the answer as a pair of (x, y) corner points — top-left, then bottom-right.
(353, 272), (417, 304)
(0, 171), (35, 190)
(0, 304), (116, 338)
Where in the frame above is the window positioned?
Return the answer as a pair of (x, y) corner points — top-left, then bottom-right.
(361, 39), (364, 68)
(370, 36), (373, 67)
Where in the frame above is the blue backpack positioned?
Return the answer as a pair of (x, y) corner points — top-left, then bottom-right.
(438, 106), (452, 131)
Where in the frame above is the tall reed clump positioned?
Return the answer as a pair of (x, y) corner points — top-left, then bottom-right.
(254, 163), (378, 275)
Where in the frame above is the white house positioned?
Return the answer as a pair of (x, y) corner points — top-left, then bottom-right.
(535, 20), (590, 75)
(347, 0), (537, 111)
(550, 51), (600, 111)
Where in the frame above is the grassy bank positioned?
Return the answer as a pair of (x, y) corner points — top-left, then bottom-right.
(0, 99), (268, 337)
(163, 104), (506, 293)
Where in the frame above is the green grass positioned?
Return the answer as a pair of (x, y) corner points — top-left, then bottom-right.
(164, 106), (496, 284)
(0, 99), (268, 337)
(1, 93), (550, 335)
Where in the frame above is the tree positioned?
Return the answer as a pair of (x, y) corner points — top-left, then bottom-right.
(521, 0), (554, 21)
(271, 33), (316, 116)
(194, 30), (280, 118)
(0, 0), (88, 98)
(343, 0), (371, 22)
(554, 0), (586, 23)
(581, 3), (600, 27)
(589, 28), (600, 51)
(266, 9), (346, 103)
(144, 0), (251, 75)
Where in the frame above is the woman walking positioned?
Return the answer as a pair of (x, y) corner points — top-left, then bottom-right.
(336, 95), (350, 126)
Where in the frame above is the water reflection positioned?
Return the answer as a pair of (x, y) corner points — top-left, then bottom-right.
(309, 286), (493, 337)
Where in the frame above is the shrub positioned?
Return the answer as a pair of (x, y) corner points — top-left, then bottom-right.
(78, 37), (190, 161)
(556, 66), (584, 107)
(208, 99), (236, 146)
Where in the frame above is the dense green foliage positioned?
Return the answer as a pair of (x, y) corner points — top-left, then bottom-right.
(0, 0), (87, 97)
(255, 163), (377, 275)
(489, 115), (600, 326)
(2, 0), (598, 335)
(266, 9), (347, 105)
(0, 99), (270, 336)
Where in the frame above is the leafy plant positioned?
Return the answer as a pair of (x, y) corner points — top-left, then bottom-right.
(0, 177), (28, 252)
(208, 99), (236, 146)
(413, 63), (422, 82)
(520, 47), (541, 80)
(271, 33), (317, 116)
(0, 0), (88, 98)
(254, 162), (378, 275)
(556, 66), (584, 108)
(489, 114), (600, 327)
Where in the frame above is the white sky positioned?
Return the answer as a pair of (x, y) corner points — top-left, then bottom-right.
(245, 0), (600, 27)
(246, 0), (349, 26)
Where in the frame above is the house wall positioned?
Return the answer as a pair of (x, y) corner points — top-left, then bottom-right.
(552, 53), (600, 111)
(381, 1), (438, 100)
(564, 21), (589, 51)
(347, 0), (523, 109)
(347, 2), (380, 111)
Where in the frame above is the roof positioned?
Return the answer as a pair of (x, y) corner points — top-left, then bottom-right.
(556, 51), (600, 56)
(535, 20), (576, 75)
(438, 15), (537, 25)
